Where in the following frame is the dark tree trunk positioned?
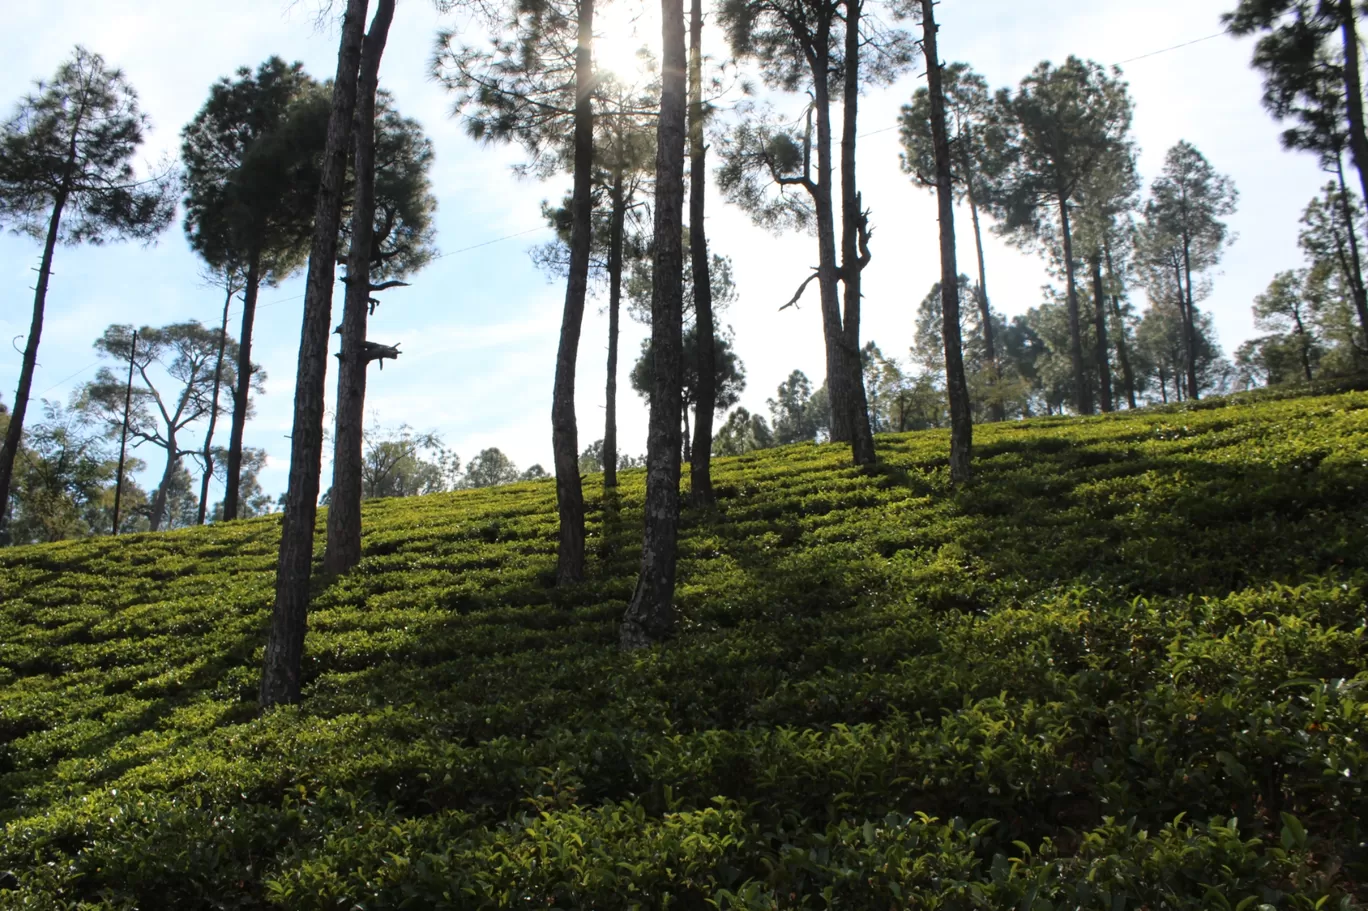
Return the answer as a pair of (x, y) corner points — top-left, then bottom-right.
(810, 45), (850, 446)
(198, 283), (234, 524)
(689, 0), (716, 504)
(1338, 3), (1368, 216)
(964, 170), (1004, 422)
(324, 1), (391, 577)
(552, 0), (595, 585)
(604, 166), (626, 490)
(1090, 252), (1113, 412)
(149, 444), (178, 532)
(0, 185), (68, 542)
(1333, 155), (1368, 344)
(620, 0), (686, 650)
(1180, 236), (1201, 400)
(1059, 199), (1092, 414)
(1292, 308), (1315, 382)
(1103, 240), (1137, 409)
(921, 0), (971, 482)
(223, 253), (261, 521)
(839, 0), (876, 466)
(260, 0), (371, 709)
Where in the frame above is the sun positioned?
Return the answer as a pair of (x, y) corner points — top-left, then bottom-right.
(593, 2), (658, 84)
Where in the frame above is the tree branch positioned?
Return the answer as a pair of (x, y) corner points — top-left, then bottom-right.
(779, 271), (821, 311)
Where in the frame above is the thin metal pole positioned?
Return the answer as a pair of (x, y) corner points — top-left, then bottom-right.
(111, 329), (137, 534)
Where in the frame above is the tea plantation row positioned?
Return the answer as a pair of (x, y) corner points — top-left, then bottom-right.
(1, 384), (1366, 908)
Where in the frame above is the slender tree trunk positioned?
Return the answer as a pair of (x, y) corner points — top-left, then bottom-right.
(224, 252), (261, 521)
(552, 0), (595, 585)
(1090, 252), (1113, 412)
(604, 167), (626, 490)
(922, 0), (971, 482)
(1292, 308), (1315, 382)
(964, 171), (1004, 422)
(688, 0), (717, 504)
(839, 0), (876, 466)
(149, 443), (178, 533)
(260, 0), (371, 709)
(324, 2), (391, 577)
(1334, 155), (1368, 343)
(1103, 240), (1137, 409)
(621, 0), (686, 650)
(808, 40), (850, 445)
(1059, 199), (1091, 414)
(0, 186), (68, 541)
(1180, 235), (1200, 400)
(1338, 3), (1368, 214)
(1159, 365), (1169, 403)
(682, 407), (692, 462)
(198, 283), (234, 524)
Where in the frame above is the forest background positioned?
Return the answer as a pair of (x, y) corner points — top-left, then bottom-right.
(0, 0), (1325, 500)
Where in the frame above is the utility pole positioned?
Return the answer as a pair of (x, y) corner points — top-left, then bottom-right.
(111, 329), (137, 535)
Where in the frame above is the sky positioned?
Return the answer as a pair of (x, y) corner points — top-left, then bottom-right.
(0, 0), (1332, 503)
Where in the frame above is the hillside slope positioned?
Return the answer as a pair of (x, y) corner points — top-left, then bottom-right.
(2, 388), (1367, 909)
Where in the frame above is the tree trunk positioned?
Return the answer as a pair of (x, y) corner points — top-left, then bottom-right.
(1090, 252), (1113, 412)
(1059, 198), (1092, 414)
(964, 170), (1004, 422)
(324, 1), (391, 577)
(1180, 236), (1201, 400)
(620, 0), (686, 651)
(922, 0), (971, 483)
(682, 407), (692, 463)
(1338, 3), (1368, 216)
(839, 0), (876, 466)
(198, 282), (234, 524)
(809, 32), (850, 446)
(149, 444), (178, 533)
(552, 0), (595, 585)
(1333, 155), (1368, 344)
(223, 252), (261, 521)
(604, 166), (626, 490)
(0, 186), (68, 542)
(1292, 308), (1314, 382)
(688, 0), (717, 504)
(260, 0), (371, 709)
(1103, 239), (1137, 409)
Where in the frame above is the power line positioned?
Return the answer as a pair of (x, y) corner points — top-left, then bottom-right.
(1114, 30), (1230, 66)
(432, 225), (546, 261)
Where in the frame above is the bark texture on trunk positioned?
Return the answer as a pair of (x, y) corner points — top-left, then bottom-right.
(198, 285), (234, 525)
(1090, 252), (1113, 412)
(1339, 4), (1368, 216)
(839, 0), (875, 466)
(1059, 199), (1092, 415)
(324, 0), (392, 577)
(604, 168), (626, 490)
(922, 0), (971, 482)
(552, 0), (595, 585)
(223, 255), (261, 521)
(620, 0), (686, 651)
(260, 0), (371, 709)
(1333, 156), (1368, 343)
(810, 50), (850, 446)
(688, 0), (716, 505)
(0, 186), (68, 541)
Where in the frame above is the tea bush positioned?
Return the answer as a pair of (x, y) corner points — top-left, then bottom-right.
(2, 386), (1367, 908)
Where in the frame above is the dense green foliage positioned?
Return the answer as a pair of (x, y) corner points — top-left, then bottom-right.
(2, 386), (1367, 907)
